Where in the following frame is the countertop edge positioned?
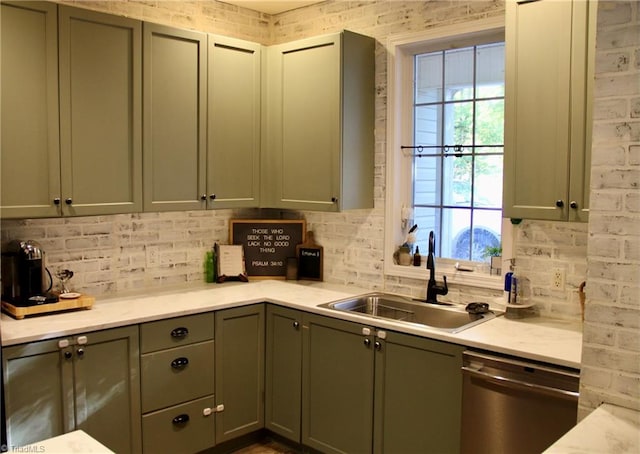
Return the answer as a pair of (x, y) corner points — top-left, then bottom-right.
(1, 280), (582, 368)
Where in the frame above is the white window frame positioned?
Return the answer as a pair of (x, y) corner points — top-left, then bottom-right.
(384, 16), (511, 290)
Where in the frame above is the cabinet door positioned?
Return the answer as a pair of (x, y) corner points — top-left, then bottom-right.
(264, 34), (341, 211)
(567, 0), (596, 223)
(143, 23), (207, 212)
(302, 314), (374, 454)
(3, 339), (68, 447)
(208, 35), (261, 209)
(503, 0), (593, 221)
(1, 1), (60, 218)
(265, 305), (302, 443)
(374, 331), (464, 454)
(215, 304), (265, 443)
(264, 31), (374, 212)
(73, 326), (142, 454)
(58, 6), (142, 216)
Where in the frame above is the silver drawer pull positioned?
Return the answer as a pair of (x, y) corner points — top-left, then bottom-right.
(171, 357), (189, 369)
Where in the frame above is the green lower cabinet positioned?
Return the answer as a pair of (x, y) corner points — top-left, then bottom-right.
(214, 304), (265, 443)
(374, 331), (464, 454)
(300, 313), (464, 454)
(265, 305), (303, 443)
(302, 314), (375, 454)
(2, 326), (142, 453)
(142, 395), (216, 454)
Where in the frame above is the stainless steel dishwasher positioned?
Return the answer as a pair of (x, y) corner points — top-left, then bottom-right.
(461, 350), (579, 454)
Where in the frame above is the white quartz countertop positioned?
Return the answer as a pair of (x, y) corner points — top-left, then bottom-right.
(9, 430), (114, 453)
(0, 280), (582, 368)
(544, 404), (640, 453)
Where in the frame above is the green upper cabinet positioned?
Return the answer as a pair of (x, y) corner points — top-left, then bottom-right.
(208, 35), (262, 209)
(503, 0), (595, 222)
(1, 1), (60, 218)
(143, 23), (207, 212)
(263, 30), (375, 212)
(58, 6), (142, 216)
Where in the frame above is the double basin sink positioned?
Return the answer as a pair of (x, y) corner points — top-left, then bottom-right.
(319, 292), (502, 333)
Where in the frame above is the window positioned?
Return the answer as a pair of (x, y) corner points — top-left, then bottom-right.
(385, 17), (509, 288)
(412, 43), (504, 262)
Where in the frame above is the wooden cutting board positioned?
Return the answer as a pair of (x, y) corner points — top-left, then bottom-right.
(2, 295), (94, 319)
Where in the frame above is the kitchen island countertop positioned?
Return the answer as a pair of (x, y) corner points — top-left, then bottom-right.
(0, 279), (582, 368)
(544, 403), (640, 453)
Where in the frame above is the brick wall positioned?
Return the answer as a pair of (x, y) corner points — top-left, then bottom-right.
(579, 0), (640, 416)
(2, 0), (590, 320)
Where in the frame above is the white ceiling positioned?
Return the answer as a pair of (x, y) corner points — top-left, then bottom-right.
(220, 0), (324, 15)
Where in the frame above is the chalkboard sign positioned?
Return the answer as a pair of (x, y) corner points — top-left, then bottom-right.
(230, 219), (306, 279)
(297, 247), (323, 281)
(296, 231), (323, 281)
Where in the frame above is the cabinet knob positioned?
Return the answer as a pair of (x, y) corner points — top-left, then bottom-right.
(570, 201), (578, 209)
(64, 350), (73, 360)
(363, 338), (371, 347)
(209, 194), (216, 200)
(172, 414), (190, 425)
(65, 198), (73, 205)
(201, 194), (207, 201)
(331, 197), (338, 203)
(171, 357), (189, 369)
(293, 321), (300, 329)
(76, 348), (84, 358)
(53, 198), (61, 205)
(374, 341), (382, 351)
(555, 199), (564, 208)
(171, 327), (189, 338)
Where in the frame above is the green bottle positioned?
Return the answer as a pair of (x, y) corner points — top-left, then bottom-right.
(205, 250), (215, 283)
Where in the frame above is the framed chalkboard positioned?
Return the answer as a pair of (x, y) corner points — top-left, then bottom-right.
(230, 219), (306, 279)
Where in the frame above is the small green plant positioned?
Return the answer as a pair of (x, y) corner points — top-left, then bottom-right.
(482, 245), (502, 258)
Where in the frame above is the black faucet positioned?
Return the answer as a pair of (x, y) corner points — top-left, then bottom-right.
(426, 231), (448, 304)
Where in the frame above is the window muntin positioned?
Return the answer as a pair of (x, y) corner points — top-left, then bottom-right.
(411, 42), (504, 262)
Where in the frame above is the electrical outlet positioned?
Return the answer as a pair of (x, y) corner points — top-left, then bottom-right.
(146, 246), (159, 267)
(552, 268), (565, 290)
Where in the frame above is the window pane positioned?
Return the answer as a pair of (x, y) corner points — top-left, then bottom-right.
(444, 208), (471, 259)
(443, 155), (471, 207)
(415, 53), (442, 104)
(471, 210), (502, 261)
(414, 156), (440, 205)
(444, 101), (473, 146)
(444, 47), (473, 101)
(475, 99), (504, 145)
(414, 105), (441, 146)
(474, 154), (503, 208)
(476, 43), (505, 99)
(413, 206), (439, 252)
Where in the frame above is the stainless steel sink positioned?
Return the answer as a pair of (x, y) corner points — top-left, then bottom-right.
(319, 292), (502, 333)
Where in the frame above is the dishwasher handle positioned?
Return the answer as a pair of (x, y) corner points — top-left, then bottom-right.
(462, 366), (579, 402)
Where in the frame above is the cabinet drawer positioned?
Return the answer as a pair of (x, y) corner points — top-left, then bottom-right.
(140, 312), (214, 353)
(141, 341), (214, 412)
(142, 395), (215, 454)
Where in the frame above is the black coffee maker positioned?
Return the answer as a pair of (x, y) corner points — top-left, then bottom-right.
(1, 240), (57, 306)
